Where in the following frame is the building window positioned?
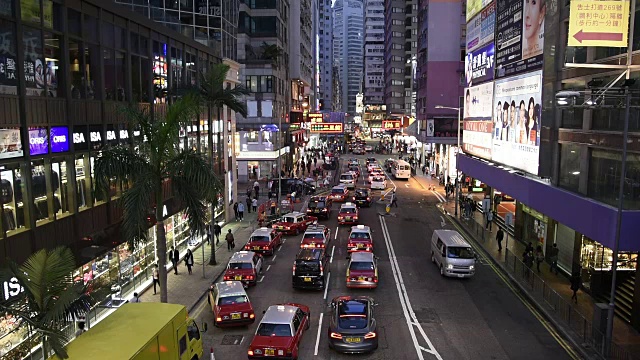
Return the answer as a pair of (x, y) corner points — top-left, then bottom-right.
(588, 149), (640, 209)
(560, 108), (583, 129)
(0, 164), (29, 235)
(558, 143), (582, 193)
(75, 153), (92, 211)
(44, 32), (63, 98)
(32, 160), (52, 224)
(51, 158), (72, 218)
(0, 19), (17, 95)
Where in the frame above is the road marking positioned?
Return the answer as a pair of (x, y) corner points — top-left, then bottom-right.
(379, 215), (443, 360)
(330, 246), (335, 263)
(272, 254), (277, 261)
(334, 226), (339, 240)
(282, 238), (286, 244)
(314, 312), (324, 356)
(440, 216), (446, 227)
(431, 190), (446, 203)
(405, 184), (409, 188)
(323, 273), (331, 300)
(257, 275), (265, 283)
(266, 265), (271, 272)
(234, 336), (244, 345)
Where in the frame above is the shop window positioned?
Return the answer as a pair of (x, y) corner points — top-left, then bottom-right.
(23, 26), (45, 97)
(32, 160), (53, 224)
(558, 143), (581, 193)
(67, 9), (81, 35)
(580, 237), (638, 271)
(0, 20), (17, 95)
(0, 165), (29, 235)
(588, 149), (640, 209)
(246, 131), (258, 143)
(44, 32), (63, 98)
(141, 57), (151, 101)
(68, 40), (84, 99)
(75, 154), (92, 211)
(51, 159), (72, 218)
(115, 51), (126, 101)
(131, 55), (142, 102)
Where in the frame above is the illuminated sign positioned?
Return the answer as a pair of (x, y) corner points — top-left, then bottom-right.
(382, 120), (402, 130)
(308, 113), (324, 123)
(310, 123), (343, 133)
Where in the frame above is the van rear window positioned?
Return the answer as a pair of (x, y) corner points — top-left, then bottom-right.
(250, 236), (270, 242)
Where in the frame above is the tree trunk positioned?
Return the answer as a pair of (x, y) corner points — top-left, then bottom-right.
(156, 194), (169, 302)
(208, 104), (217, 266)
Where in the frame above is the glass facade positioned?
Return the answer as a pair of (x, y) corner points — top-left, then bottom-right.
(558, 143), (581, 193)
(588, 149), (640, 210)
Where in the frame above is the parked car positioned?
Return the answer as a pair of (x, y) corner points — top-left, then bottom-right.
(208, 281), (256, 327)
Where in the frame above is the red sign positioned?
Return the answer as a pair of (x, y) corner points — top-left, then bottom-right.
(310, 123), (343, 133)
(382, 120), (401, 130)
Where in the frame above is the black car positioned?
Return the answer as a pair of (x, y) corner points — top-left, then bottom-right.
(328, 296), (378, 354)
(352, 189), (371, 207)
(307, 196), (333, 219)
(366, 157), (376, 166)
(292, 248), (329, 290)
(270, 178), (316, 197)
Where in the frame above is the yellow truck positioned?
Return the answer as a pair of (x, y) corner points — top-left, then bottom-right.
(50, 303), (205, 360)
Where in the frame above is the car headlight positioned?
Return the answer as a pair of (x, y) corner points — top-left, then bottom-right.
(447, 264), (454, 269)
(469, 265), (475, 270)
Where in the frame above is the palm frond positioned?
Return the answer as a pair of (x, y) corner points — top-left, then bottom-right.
(45, 327), (72, 359)
(157, 93), (201, 157)
(120, 171), (157, 244)
(199, 63), (249, 117)
(94, 146), (148, 195)
(171, 175), (208, 237)
(42, 284), (92, 325)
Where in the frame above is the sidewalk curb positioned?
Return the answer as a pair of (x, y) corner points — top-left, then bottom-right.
(448, 212), (601, 360)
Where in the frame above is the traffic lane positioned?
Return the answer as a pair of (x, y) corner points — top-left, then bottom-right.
(315, 198), (419, 360)
(382, 189), (572, 360)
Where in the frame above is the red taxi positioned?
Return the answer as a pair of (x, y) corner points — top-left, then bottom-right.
(223, 251), (264, 287)
(247, 303), (311, 359)
(346, 252), (378, 289)
(347, 225), (373, 253)
(300, 224), (331, 249)
(244, 227), (283, 256)
(338, 202), (359, 225)
(272, 212), (318, 235)
(208, 281), (256, 327)
(329, 185), (349, 202)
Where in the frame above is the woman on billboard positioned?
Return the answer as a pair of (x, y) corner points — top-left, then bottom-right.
(526, 97), (539, 145)
(523, 0), (546, 59)
(494, 101), (502, 140)
(518, 100), (527, 144)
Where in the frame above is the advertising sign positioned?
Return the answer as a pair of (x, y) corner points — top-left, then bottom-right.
(495, 0), (545, 78)
(0, 21), (17, 95)
(0, 128), (22, 159)
(491, 71), (542, 175)
(463, 82), (495, 159)
(465, 42), (495, 87)
(568, 0), (630, 47)
(22, 27), (45, 96)
(29, 127), (48, 156)
(308, 113), (324, 123)
(50, 126), (69, 153)
(382, 120), (402, 130)
(88, 125), (103, 150)
(310, 123), (343, 133)
(466, 2), (496, 52)
(467, 0), (493, 21)
(73, 126), (88, 151)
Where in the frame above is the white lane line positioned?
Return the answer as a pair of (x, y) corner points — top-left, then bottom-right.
(405, 184), (409, 188)
(379, 215), (443, 360)
(266, 265), (271, 272)
(330, 246), (335, 263)
(323, 273), (331, 300)
(282, 238), (287, 244)
(314, 312), (324, 356)
(272, 254), (277, 261)
(257, 275), (265, 283)
(334, 226), (339, 240)
(431, 190), (445, 203)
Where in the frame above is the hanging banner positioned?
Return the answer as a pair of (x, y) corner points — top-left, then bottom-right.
(466, 2), (496, 52)
(568, 0), (630, 47)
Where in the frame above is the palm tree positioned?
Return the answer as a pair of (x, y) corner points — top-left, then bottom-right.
(94, 93), (221, 303)
(0, 247), (93, 359)
(260, 42), (284, 67)
(198, 63), (249, 265)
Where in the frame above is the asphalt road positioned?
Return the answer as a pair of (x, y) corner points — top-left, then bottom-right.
(189, 149), (579, 360)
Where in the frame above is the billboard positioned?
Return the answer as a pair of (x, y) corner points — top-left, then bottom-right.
(491, 71), (541, 175)
(567, 0), (630, 47)
(310, 123), (343, 133)
(467, 0), (493, 21)
(495, 0), (545, 78)
(466, 2), (496, 52)
(463, 82), (494, 159)
(382, 120), (402, 130)
(465, 42), (495, 87)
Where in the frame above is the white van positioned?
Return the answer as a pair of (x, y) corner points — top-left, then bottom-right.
(430, 229), (476, 278)
(392, 159), (411, 179)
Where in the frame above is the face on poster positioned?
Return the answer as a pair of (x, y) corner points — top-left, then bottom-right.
(463, 82), (495, 159)
(465, 42), (495, 88)
(491, 71), (542, 175)
(495, 0), (546, 78)
(466, 2), (496, 52)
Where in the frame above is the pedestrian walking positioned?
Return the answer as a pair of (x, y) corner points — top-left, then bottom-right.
(252, 197), (258, 212)
(152, 265), (160, 294)
(525, 242), (534, 255)
(237, 202), (245, 220)
(254, 180), (260, 198)
(75, 322), (87, 337)
(233, 202), (239, 220)
(496, 228), (504, 252)
(184, 249), (194, 274)
(549, 243), (559, 275)
(131, 292), (141, 303)
(246, 187), (252, 199)
(390, 190), (398, 208)
(225, 229), (235, 251)
(205, 224), (212, 245)
(570, 271), (581, 303)
(245, 196), (252, 213)
(486, 211), (494, 230)
(171, 246), (179, 275)
(535, 245), (544, 273)
(522, 249), (534, 279)
(213, 223), (222, 244)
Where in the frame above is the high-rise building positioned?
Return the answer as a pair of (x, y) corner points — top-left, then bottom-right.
(114, 0), (239, 61)
(415, 0), (465, 158)
(289, 0), (315, 119)
(384, 0), (417, 117)
(318, 0), (334, 111)
(333, 0), (364, 114)
(363, 0), (384, 106)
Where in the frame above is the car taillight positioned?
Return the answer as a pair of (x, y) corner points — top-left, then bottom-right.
(367, 197), (370, 201)
(247, 275), (254, 280)
(248, 350), (254, 356)
(374, 275), (378, 283)
(354, 216), (358, 220)
(322, 208), (327, 212)
(364, 332), (377, 339)
(338, 216), (343, 220)
(249, 313), (255, 319)
(348, 242), (354, 248)
(292, 264), (296, 276)
(223, 276), (230, 280)
(320, 264), (324, 276)
(330, 332), (343, 339)
(263, 246), (269, 250)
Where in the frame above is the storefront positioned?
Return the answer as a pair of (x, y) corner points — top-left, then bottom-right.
(521, 204), (548, 252)
(236, 147), (290, 182)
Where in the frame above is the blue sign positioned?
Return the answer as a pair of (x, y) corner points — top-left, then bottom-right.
(465, 42), (495, 88)
(50, 126), (70, 153)
(260, 124), (279, 132)
(28, 127), (48, 156)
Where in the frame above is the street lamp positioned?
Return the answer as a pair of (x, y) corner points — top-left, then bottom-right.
(435, 105), (462, 216)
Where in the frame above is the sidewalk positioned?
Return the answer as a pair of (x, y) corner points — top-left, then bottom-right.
(411, 172), (640, 359)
